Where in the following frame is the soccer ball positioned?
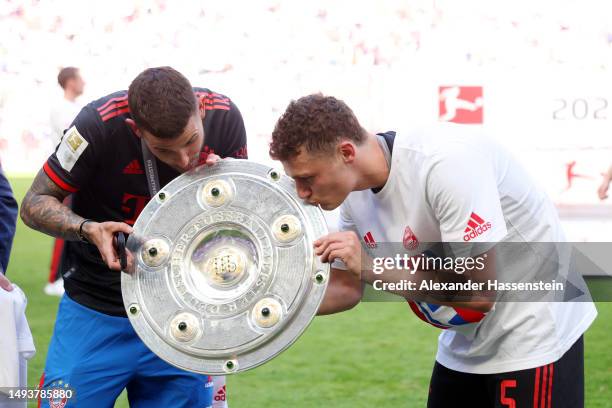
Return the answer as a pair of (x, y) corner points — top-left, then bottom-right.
(407, 301), (486, 329)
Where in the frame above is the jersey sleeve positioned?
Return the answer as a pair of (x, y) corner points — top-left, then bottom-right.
(425, 148), (507, 255)
(43, 106), (103, 193)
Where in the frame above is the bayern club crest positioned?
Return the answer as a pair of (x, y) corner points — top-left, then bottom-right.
(48, 381), (69, 408)
(403, 226), (419, 250)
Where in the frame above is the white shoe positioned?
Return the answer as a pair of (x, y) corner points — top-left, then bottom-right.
(44, 278), (65, 297)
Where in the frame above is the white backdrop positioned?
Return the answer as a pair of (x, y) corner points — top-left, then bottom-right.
(1, 0), (611, 240)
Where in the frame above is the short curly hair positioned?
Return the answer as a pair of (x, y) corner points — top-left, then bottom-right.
(270, 94), (366, 160)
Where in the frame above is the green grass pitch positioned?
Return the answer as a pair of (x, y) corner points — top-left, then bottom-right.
(6, 177), (611, 407)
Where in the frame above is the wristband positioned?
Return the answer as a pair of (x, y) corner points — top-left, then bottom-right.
(78, 219), (93, 243)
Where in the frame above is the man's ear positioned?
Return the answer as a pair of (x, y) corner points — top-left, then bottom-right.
(125, 118), (141, 138)
(338, 141), (356, 164)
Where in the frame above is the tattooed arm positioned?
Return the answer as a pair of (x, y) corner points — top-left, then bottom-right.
(20, 169), (133, 270)
(20, 169), (83, 240)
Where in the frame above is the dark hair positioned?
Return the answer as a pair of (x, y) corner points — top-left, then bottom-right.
(57, 67), (79, 89)
(270, 94), (366, 160)
(128, 66), (198, 139)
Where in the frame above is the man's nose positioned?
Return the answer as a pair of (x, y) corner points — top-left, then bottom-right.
(297, 183), (311, 199)
(178, 151), (191, 169)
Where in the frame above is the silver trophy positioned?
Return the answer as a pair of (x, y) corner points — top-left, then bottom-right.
(121, 160), (329, 374)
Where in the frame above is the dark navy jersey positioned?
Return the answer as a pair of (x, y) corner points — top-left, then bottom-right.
(43, 88), (248, 316)
(0, 163), (17, 274)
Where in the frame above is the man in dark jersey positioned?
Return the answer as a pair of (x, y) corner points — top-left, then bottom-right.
(21, 67), (247, 408)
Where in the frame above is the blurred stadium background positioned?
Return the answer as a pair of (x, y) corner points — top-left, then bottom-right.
(1, 0), (611, 406)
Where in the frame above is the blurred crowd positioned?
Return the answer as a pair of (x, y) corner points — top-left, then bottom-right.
(1, 0), (611, 171)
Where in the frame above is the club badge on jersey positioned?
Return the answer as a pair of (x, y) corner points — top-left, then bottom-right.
(403, 226), (419, 250)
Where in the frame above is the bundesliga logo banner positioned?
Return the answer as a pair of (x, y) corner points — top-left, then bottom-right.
(438, 86), (484, 124)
